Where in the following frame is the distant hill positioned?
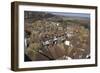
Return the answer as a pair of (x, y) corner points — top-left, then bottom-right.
(24, 11), (90, 29)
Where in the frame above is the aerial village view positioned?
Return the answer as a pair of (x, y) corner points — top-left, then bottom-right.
(24, 11), (90, 61)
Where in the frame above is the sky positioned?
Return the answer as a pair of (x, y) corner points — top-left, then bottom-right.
(51, 12), (90, 18)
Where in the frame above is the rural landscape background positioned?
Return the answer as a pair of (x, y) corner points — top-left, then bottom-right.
(24, 11), (90, 61)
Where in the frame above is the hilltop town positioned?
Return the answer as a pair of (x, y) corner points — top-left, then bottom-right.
(24, 11), (90, 61)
